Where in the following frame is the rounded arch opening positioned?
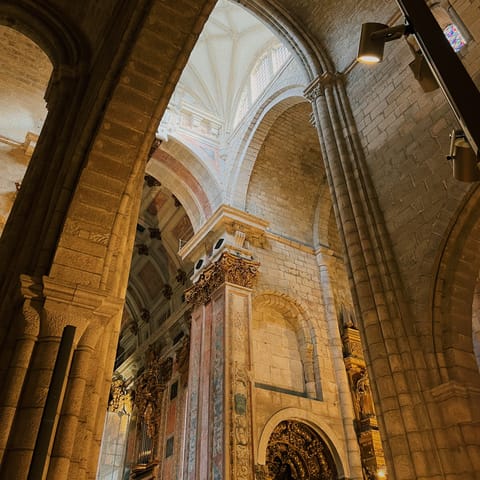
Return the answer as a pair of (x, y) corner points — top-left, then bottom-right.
(0, 26), (52, 235)
(257, 409), (348, 479)
(432, 185), (480, 385)
(253, 292), (320, 399)
(265, 420), (339, 480)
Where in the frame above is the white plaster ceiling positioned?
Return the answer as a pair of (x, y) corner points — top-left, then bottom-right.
(175, 0), (281, 127)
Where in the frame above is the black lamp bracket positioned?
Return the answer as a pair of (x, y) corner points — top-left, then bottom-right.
(370, 23), (414, 42)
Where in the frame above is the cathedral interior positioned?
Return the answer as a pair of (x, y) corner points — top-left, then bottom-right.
(0, 0), (479, 479)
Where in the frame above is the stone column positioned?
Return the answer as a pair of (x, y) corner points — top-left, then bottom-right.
(316, 247), (363, 480)
(184, 251), (259, 480)
(305, 74), (440, 479)
(0, 276), (123, 480)
(0, 276), (41, 464)
(47, 325), (102, 479)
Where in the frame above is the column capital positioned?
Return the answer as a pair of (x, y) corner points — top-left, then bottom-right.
(185, 252), (260, 305)
(18, 274), (124, 337)
(304, 72), (342, 102)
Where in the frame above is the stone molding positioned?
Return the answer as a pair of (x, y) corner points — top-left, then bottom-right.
(19, 274), (124, 336)
(185, 251), (259, 305)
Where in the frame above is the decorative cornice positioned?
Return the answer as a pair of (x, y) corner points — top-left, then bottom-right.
(178, 204), (268, 261)
(185, 252), (259, 305)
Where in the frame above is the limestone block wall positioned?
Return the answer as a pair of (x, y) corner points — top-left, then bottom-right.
(245, 102), (323, 245)
(346, 3), (480, 318)
(250, 235), (361, 478)
(252, 306), (305, 393)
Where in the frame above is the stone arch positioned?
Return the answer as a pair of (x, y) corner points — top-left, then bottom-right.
(160, 137), (222, 211)
(256, 408), (347, 479)
(0, 2), (88, 71)
(432, 185), (480, 385)
(239, 0), (330, 80)
(228, 89), (307, 208)
(244, 100), (323, 244)
(0, 1), (89, 278)
(147, 148), (213, 233)
(253, 292), (320, 398)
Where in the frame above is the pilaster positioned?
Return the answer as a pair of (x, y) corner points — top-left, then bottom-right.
(181, 205), (267, 478)
(184, 217), (260, 480)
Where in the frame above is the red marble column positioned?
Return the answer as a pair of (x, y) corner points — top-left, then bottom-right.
(184, 252), (259, 480)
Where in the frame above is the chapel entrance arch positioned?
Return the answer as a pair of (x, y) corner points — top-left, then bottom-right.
(265, 420), (338, 480)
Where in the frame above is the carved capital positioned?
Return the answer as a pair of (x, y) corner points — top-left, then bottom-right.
(304, 72), (341, 102)
(20, 300), (41, 338)
(185, 252), (259, 305)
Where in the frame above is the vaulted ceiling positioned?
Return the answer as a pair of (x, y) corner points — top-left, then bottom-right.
(170, 0), (282, 131)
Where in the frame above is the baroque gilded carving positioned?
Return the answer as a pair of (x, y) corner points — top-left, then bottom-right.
(134, 349), (173, 439)
(355, 370), (375, 419)
(185, 252), (259, 305)
(266, 421), (337, 480)
(109, 375), (131, 413)
(175, 335), (190, 385)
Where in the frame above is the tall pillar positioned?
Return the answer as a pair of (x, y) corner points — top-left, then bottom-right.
(305, 72), (480, 478)
(184, 250), (259, 480)
(0, 275), (123, 480)
(316, 247), (364, 480)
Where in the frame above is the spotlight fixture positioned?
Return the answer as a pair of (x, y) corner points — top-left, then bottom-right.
(357, 2), (480, 182)
(447, 130), (480, 182)
(357, 22), (412, 64)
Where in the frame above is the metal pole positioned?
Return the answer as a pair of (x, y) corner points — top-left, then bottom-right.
(395, 0), (480, 155)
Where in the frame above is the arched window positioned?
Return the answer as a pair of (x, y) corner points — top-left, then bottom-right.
(233, 44), (291, 127)
(251, 53), (271, 100)
(430, 2), (468, 53)
(271, 45), (290, 73)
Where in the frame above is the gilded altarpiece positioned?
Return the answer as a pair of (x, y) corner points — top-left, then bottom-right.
(185, 252), (258, 479)
(341, 325), (387, 479)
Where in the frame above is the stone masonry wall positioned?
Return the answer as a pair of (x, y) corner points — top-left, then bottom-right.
(246, 102), (324, 245)
(345, 3), (480, 318)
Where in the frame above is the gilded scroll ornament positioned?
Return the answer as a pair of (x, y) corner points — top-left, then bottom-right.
(134, 349), (173, 438)
(185, 252), (259, 305)
(266, 421), (337, 480)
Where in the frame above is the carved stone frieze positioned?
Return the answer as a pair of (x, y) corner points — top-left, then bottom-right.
(232, 362), (252, 479)
(185, 252), (259, 305)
